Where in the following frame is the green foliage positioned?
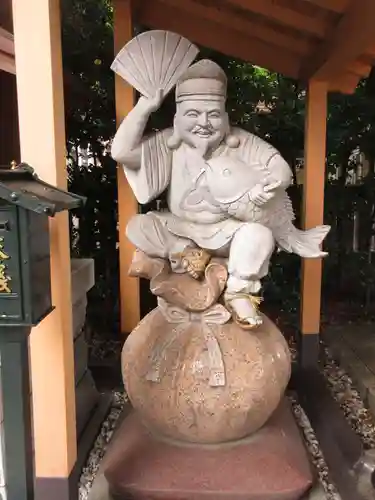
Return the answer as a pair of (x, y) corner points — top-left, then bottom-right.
(62, 0), (120, 334)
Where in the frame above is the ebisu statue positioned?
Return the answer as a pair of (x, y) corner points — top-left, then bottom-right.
(105, 30), (319, 499)
(111, 31), (329, 330)
(108, 29), (327, 472)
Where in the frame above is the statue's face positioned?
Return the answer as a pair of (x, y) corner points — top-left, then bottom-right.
(174, 99), (228, 154)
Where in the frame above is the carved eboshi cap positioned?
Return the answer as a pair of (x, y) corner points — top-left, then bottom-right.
(175, 59), (227, 102)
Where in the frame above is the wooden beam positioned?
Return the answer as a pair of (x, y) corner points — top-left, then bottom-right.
(0, 26), (15, 74)
(300, 0), (349, 13)
(328, 72), (360, 94)
(157, 0), (312, 56)
(226, 0), (329, 38)
(0, 50), (15, 74)
(140, 1), (301, 78)
(365, 44), (375, 58)
(0, 26), (14, 56)
(302, 0), (375, 80)
(0, 0), (13, 32)
(300, 80), (327, 336)
(347, 58), (372, 78)
(113, 0), (140, 333)
(12, 0), (77, 482)
(327, 56), (373, 94)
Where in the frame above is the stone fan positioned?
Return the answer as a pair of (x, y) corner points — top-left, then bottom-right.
(111, 30), (199, 99)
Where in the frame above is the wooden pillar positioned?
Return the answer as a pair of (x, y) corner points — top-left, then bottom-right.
(0, 71), (20, 165)
(113, 0), (140, 333)
(300, 80), (328, 368)
(12, 0), (77, 497)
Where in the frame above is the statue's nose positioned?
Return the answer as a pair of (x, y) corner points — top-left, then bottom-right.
(197, 112), (209, 126)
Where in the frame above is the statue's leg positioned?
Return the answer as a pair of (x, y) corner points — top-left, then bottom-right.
(126, 213), (193, 272)
(224, 222), (274, 328)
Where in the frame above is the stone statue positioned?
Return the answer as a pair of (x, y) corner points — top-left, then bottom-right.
(104, 31), (318, 499)
(111, 33), (330, 329)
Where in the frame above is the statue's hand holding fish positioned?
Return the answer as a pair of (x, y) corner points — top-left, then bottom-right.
(248, 178), (282, 207)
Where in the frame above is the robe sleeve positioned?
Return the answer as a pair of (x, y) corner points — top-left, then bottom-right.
(123, 128), (173, 204)
(237, 129), (293, 189)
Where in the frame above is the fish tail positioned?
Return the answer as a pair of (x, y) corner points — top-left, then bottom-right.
(275, 223), (330, 258)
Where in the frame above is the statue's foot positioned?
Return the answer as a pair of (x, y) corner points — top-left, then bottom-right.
(224, 292), (263, 329)
(181, 247), (211, 280)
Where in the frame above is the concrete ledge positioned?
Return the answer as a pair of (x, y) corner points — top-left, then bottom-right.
(71, 258), (95, 305)
(87, 472), (114, 500)
(74, 332), (89, 384)
(75, 393), (113, 481)
(76, 371), (100, 439)
(72, 296), (88, 340)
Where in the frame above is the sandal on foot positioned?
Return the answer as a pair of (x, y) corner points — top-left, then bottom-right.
(224, 292), (263, 330)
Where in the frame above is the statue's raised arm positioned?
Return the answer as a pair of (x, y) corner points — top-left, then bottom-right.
(111, 89), (164, 169)
(110, 31), (199, 203)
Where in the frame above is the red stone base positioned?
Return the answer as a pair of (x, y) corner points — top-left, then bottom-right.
(104, 398), (314, 500)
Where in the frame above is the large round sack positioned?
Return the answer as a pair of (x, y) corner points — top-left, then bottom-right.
(122, 304), (291, 445)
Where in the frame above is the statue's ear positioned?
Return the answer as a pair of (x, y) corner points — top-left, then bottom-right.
(223, 115), (240, 148)
(167, 129), (182, 150)
(225, 132), (240, 148)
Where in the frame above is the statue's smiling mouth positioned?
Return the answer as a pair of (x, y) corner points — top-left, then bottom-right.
(193, 128), (213, 137)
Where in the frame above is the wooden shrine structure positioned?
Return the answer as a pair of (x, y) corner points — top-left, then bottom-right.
(1, 0), (375, 498)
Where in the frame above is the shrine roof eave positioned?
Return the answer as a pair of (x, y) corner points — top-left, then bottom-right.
(135, 0), (375, 94)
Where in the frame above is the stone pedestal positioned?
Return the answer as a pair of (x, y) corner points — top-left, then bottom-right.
(104, 399), (313, 500)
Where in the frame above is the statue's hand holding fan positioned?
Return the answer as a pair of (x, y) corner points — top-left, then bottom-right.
(111, 30), (199, 109)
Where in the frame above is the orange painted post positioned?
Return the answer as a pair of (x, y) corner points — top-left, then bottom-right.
(300, 80), (328, 367)
(12, 0), (77, 493)
(113, 0), (140, 333)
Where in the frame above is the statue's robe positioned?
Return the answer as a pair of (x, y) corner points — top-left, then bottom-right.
(123, 127), (300, 253)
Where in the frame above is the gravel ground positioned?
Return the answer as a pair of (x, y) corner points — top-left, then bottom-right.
(321, 345), (375, 449)
(290, 395), (341, 500)
(79, 342), (375, 500)
(78, 392), (128, 500)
